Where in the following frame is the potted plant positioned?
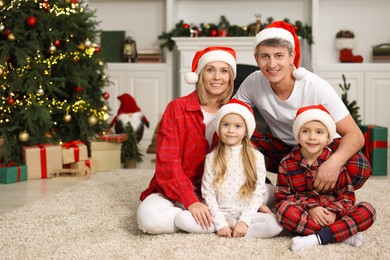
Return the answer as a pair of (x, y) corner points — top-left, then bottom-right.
(121, 123), (143, 168)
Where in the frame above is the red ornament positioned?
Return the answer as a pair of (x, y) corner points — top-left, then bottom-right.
(74, 86), (83, 93)
(103, 92), (110, 100)
(182, 23), (190, 29)
(53, 39), (61, 47)
(94, 46), (100, 53)
(26, 16), (38, 27)
(294, 25), (299, 31)
(6, 97), (15, 105)
(210, 29), (218, 37)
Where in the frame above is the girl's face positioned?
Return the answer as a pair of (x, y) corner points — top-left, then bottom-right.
(219, 113), (247, 147)
(202, 61), (230, 98)
(298, 120), (329, 159)
(255, 45), (294, 85)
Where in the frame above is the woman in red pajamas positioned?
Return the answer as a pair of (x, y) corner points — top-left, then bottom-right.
(137, 46), (237, 234)
(275, 105), (376, 251)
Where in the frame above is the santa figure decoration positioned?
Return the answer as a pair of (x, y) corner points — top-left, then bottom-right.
(335, 30), (363, 63)
(110, 93), (150, 142)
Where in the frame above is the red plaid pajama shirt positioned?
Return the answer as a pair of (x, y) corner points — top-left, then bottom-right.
(251, 131), (371, 190)
(275, 146), (376, 243)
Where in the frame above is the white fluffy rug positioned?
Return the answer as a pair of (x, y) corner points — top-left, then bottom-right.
(0, 169), (389, 259)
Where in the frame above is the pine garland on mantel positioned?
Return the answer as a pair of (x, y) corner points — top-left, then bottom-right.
(158, 16), (313, 51)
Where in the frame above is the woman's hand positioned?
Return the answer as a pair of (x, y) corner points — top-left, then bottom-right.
(188, 202), (212, 230)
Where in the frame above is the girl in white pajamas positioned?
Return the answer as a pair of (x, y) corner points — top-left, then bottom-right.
(175, 99), (282, 238)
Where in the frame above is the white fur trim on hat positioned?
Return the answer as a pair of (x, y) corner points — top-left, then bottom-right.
(185, 49), (237, 84)
(216, 103), (256, 138)
(253, 27), (295, 52)
(293, 106), (336, 144)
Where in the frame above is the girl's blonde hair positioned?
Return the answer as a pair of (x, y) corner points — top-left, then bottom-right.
(196, 66), (234, 107)
(212, 117), (258, 198)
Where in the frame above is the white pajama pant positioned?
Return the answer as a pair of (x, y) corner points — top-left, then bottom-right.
(137, 183), (276, 235)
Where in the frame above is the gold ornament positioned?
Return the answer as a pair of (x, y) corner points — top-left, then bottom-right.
(8, 33), (16, 41)
(0, 67), (3, 76)
(64, 114), (72, 122)
(49, 44), (56, 54)
(19, 131), (30, 142)
(85, 38), (92, 47)
(98, 60), (104, 66)
(0, 1), (4, 8)
(0, 23), (5, 32)
(77, 43), (86, 51)
(37, 87), (45, 96)
(88, 115), (98, 126)
(102, 105), (108, 111)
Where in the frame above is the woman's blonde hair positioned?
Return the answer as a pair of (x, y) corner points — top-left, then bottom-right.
(196, 65), (234, 108)
(212, 117), (258, 198)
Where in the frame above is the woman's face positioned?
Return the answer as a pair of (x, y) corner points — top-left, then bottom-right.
(202, 61), (230, 97)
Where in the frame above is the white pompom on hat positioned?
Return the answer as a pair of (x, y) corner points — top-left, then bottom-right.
(292, 104), (336, 144)
(253, 20), (306, 80)
(185, 46), (237, 85)
(215, 99), (256, 139)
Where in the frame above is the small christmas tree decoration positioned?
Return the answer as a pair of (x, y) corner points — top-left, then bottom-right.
(37, 87), (45, 96)
(335, 30), (363, 63)
(103, 92), (110, 100)
(48, 44), (56, 54)
(53, 39), (61, 47)
(339, 74), (361, 125)
(7, 33), (15, 41)
(64, 114), (72, 122)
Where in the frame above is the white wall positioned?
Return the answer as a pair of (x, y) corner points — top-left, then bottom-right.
(88, 0), (165, 51)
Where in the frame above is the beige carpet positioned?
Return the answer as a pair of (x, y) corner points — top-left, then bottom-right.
(0, 169), (389, 260)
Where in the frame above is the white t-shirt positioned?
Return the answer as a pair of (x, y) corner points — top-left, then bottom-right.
(202, 109), (217, 146)
(234, 68), (349, 146)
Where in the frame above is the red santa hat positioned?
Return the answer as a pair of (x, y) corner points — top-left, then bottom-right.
(292, 104), (336, 144)
(185, 46), (237, 85)
(110, 93), (149, 127)
(215, 99), (256, 138)
(253, 20), (305, 79)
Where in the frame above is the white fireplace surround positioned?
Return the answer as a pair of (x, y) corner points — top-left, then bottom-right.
(173, 37), (311, 97)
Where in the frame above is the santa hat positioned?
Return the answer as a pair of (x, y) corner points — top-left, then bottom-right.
(185, 46), (237, 85)
(292, 104), (336, 144)
(109, 93), (149, 127)
(215, 99), (256, 138)
(253, 20), (306, 79)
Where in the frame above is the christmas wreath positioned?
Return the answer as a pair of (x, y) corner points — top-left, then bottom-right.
(158, 16), (313, 51)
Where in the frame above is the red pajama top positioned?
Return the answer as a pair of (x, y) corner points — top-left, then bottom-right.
(140, 91), (216, 209)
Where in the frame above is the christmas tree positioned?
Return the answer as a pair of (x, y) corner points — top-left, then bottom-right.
(0, 0), (111, 164)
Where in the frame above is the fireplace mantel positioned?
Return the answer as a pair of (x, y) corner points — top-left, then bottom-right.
(173, 37), (257, 97)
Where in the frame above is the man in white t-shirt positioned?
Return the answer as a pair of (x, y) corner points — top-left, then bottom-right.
(234, 21), (371, 192)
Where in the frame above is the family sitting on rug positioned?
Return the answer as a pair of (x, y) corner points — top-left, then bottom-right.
(136, 21), (376, 251)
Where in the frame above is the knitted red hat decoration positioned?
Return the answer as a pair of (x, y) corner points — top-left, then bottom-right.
(185, 46), (237, 84)
(215, 98), (256, 138)
(292, 104), (336, 144)
(109, 93), (149, 127)
(253, 20), (305, 79)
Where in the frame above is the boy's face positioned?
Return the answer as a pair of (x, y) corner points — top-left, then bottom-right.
(298, 120), (329, 159)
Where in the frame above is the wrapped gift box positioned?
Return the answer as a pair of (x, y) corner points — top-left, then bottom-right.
(90, 141), (121, 172)
(360, 125), (388, 176)
(0, 165), (27, 184)
(97, 134), (128, 143)
(66, 158), (98, 174)
(23, 144), (62, 179)
(62, 140), (88, 165)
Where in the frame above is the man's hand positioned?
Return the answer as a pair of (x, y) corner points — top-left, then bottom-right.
(188, 202), (212, 230)
(314, 158), (341, 192)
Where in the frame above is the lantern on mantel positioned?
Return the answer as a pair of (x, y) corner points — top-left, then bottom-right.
(123, 36), (138, 63)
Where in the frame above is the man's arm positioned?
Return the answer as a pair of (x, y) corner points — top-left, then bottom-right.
(314, 114), (364, 192)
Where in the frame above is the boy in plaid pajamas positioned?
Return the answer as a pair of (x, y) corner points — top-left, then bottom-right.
(275, 105), (376, 251)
